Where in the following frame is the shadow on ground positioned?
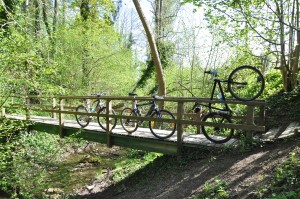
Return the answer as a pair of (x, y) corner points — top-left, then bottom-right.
(71, 139), (299, 199)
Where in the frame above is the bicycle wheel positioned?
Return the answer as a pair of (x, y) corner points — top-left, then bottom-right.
(228, 65), (265, 101)
(201, 112), (234, 144)
(120, 108), (138, 133)
(149, 109), (176, 139)
(75, 105), (90, 128)
(97, 107), (117, 131)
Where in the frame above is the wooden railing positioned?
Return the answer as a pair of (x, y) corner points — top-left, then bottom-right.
(1, 95), (265, 150)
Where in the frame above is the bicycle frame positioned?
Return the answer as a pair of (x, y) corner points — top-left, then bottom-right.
(85, 97), (104, 113)
(208, 79), (230, 111)
(193, 78), (232, 116)
(134, 101), (158, 123)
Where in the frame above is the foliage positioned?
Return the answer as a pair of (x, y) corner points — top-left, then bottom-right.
(262, 69), (283, 98)
(0, 0), (137, 97)
(182, 0), (299, 91)
(262, 147), (300, 199)
(54, 19), (136, 96)
(134, 41), (176, 95)
(0, 30), (63, 95)
(113, 149), (162, 183)
(0, 118), (86, 198)
(266, 85), (300, 128)
(192, 178), (229, 199)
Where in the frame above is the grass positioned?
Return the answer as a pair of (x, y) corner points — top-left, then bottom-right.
(191, 178), (229, 199)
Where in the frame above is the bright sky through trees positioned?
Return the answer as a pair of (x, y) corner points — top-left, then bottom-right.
(116, 0), (229, 68)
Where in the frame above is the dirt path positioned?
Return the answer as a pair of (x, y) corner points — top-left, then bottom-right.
(74, 138), (299, 199)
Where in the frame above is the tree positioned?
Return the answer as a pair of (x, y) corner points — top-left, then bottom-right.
(184, 0), (300, 92)
(132, 0), (166, 96)
(0, 0), (136, 96)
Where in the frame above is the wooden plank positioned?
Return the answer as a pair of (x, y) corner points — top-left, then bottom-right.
(260, 127), (282, 141)
(278, 122), (299, 139)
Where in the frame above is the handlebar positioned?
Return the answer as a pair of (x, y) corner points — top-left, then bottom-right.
(204, 69), (218, 76)
(152, 95), (164, 100)
(129, 92), (138, 96)
(128, 93), (163, 100)
(91, 92), (108, 97)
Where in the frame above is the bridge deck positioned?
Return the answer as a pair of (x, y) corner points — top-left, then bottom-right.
(6, 115), (239, 154)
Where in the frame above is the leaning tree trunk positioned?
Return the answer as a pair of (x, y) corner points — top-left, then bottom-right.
(132, 0), (166, 97)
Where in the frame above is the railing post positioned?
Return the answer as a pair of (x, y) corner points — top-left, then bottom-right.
(177, 101), (184, 159)
(52, 98), (56, 119)
(25, 96), (30, 120)
(246, 105), (255, 139)
(258, 104), (265, 126)
(132, 97), (137, 109)
(106, 99), (112, 148)
(196, 106), (202, 134)
(59, 98), (64, 138)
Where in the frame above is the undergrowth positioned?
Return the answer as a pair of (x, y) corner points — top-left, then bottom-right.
(260, 147), (300, 199)
(266, 85), (300, 129)
(191, 178), (229, 199)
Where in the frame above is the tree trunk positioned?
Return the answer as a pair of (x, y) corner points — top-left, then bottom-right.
(53, 0), (58, 34)
(132, 0), (166, 96)
(80, 0), (90, 88)
(276, 0), (289, 91)
(290, 0), (300, 90)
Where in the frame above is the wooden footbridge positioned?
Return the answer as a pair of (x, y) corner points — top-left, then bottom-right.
(1, 95), (266, 155)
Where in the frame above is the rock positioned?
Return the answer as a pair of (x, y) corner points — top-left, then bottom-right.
(86, 184), (95, 191)
(46, 188), (63, 194)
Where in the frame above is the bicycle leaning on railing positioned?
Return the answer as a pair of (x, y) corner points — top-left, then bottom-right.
(120, 93), (176, 139)
(75, 92), (117, 130)
(190, 65), (265, 144)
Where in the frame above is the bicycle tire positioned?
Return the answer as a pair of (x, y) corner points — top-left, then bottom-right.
(97, 107), (117, 131)
(75, 105), (90, 128)
(149, 109), (176, 139)
(120, 108), (138, 133)
(201, 112), (234, 144)
(228, 65), (265, 101)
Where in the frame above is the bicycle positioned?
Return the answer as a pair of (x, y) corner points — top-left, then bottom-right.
(75, 92), (117, 130)
(190, 65), (265, 143)
(120, 93), (176, 139)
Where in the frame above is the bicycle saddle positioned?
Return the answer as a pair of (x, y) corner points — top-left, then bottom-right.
(129, 92), (138, 96)
(91, 93), (101, 97)
(152, 95), (164, 99)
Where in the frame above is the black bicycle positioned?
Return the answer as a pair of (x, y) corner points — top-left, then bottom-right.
(191, 65), (265, 143)
(120, 93), (176, 139)
(75, 92), (117, 130)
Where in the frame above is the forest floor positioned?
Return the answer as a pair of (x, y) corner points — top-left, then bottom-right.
(71, 133), (300, 199)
